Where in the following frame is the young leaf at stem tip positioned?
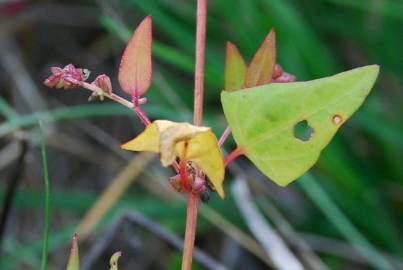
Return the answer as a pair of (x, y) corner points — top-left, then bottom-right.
(224, 42), (247, 91)
(109, 251), (122, 270)
(244, 29), (276, 88)
(118, 16), (152, 97)
(221, 65), (379, 186)
(121, 120), (225, 198)
(66, 234), (79, 270)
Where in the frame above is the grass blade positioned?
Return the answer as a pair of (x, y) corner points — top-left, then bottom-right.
(299, 173), (393, 270)
(39, 121), (50, 270)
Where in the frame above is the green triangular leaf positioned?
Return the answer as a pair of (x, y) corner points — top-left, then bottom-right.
(221, 65), (379, 186)
(66, 234), (79, 270)
(224, 42), (247, 92)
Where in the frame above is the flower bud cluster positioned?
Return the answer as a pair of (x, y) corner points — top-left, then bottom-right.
(272, 64), (296, 83)
(44, 64), (90, 89)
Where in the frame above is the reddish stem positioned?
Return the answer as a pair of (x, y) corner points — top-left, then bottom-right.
(224, 147), (245, 167)
(132, 89), (151, 126)
(181, 192), (199, 270)
(193, 0), (207, 127)
(182, 1), (207, 269)
(179, 160), (191, 191)
(133, 106), (151, 126)
(218, 126), (232, 148)
(79, 81), (147, 108)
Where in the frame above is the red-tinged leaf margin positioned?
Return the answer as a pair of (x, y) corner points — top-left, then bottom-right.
(244, 29), (276, 88)
(66, 234), (79, 270)
(118, 16), (152, 97)
(224, 42), (247, 92)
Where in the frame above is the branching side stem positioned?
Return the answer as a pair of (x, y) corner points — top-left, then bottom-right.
(225, 147), (245, 167)
(78, 81), (147, 108)
(218, 126), (232, 148)
(132, 89), (151, 126)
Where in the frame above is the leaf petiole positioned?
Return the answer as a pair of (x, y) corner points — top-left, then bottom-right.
(132, 89), (151, 126)
(224, 147), (245, 167)
(218, 126), (232, 148)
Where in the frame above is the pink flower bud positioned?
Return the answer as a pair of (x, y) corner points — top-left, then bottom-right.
(169, 174), (185, 193)
(273, 72), (296, 83)
(64, 64), (83, 81)
(62, 76), (81, 89)
(91, 74), (112, 95)
(43, 74), (61, 88)
(193, 176), (206, 193)
(50, 67), (63, 75)
(272, 64), (283, 79)
(44, 63), (90, 90)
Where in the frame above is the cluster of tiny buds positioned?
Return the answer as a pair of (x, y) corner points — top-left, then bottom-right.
(44, 64), (89, 89)
(44, 63), (148, 108)
(272, 64), (296, 83)
(169, 163), (214, 203)
(44, 63), (113, 101)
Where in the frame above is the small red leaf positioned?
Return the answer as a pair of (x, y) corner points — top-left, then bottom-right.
(118, 16), (152, 97)
(224, 42), (247, 92)
(244, 29), (276, 88)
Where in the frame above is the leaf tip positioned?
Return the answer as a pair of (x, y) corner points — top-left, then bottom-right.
(244, 28), (277, 88)
(217, 185), (225, 199)
(226, 41), (235, 50)
(369, 64), (380, 74)
(142, 15), (153, 28)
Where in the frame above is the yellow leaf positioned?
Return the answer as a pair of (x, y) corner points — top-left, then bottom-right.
(121, 122), (160, 153)
(175, 130), (225, 198)
(121, 120), (225, 197)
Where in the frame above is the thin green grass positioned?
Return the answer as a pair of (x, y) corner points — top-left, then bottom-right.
(299, 173), (393, 270)
(39, 121), (50, 270)
(0, 97), (18, 120)
(0, 103), (195, 138)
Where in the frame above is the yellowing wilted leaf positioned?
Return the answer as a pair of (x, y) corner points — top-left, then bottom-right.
(244, 29), (276, 88)
(225, 42), (247, 92)
(118, 16), (152, 97)
(121, 120), (225, 197)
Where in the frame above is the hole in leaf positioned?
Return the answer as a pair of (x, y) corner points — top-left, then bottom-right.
(332, 114), (343, 125)
(294, 120), (313, 142)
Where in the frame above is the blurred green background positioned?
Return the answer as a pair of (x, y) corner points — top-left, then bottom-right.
(0, 0), (402, 269)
